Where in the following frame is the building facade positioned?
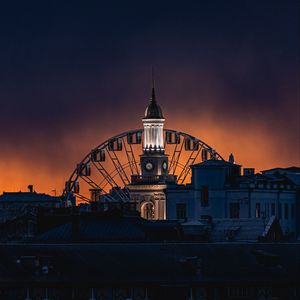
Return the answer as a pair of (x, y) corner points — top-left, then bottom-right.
(0, 190), (63, 240)
(0, 191), (63, 222)
(165, 161), (300, 238)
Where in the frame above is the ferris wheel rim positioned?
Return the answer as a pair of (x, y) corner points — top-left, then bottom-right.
(63, 128), (225, 200)
(73, 127), (223, 165)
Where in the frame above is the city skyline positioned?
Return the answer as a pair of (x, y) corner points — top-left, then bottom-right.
(0, 1), (299, 194)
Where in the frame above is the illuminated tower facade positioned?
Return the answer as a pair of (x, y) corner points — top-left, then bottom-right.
(143, 88), (165, 152)
(140, 87), (168, 178)
(128, 86), (171, 220)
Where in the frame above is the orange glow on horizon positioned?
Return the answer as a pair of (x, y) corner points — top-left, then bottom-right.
(0, 107), (298, 196)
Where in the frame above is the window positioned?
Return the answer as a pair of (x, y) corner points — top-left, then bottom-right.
(271, 203), (275, 216)
(229, 203), (240, 219)
(201, 186), (209, 207)
(141, 202), (155, 220)
(176, 203), (186, 219)
(278, 203), (282, 219)
(255, 203), (261, 218)
(291, 204), (295, 219)
(284, 203), (289, 219)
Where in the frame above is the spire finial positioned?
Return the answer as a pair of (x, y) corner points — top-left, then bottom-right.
(151, 66), (156, 103)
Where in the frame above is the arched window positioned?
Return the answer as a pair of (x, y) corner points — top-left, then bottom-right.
(141, 202), (155, 220)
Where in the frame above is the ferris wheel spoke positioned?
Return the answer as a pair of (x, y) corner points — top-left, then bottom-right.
(168, 139), (179, 173)
(92, 160), (119, 189)
(79, 175), (104, 191)
(91, 160), (129, 201)
(106, 146), (130, 186)
(98, 165), (131, 201)
(177, 143), (203, 184)
(122, 137), (140, 175)
(74, 193), (93, 203)
(169, 139), (185, 175)
(64, 128), (225, 204)
(76, 177), (116, 202)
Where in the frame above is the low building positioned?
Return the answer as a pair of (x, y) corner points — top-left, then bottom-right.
(0, 191), (63, 240)
(35, 211), (181, 243)
(0, 191), (63, 221)
(165, 161), (300, 239)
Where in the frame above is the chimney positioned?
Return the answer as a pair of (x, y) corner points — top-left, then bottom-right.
(228, 153), (235, 164)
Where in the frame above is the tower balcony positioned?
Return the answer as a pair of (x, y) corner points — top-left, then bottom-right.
(130, 174), (177, 185)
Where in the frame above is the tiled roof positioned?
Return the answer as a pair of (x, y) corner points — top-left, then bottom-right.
(35, 217), (180, 242)
(211, 218), (266, 242)
(36, 218), (145, 242)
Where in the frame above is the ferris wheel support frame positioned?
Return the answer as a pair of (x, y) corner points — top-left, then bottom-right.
(63, 128), (224, 203)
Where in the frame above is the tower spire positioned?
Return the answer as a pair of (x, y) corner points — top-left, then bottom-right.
(151, 66), (156, 103)
(143, 67), (163, 119)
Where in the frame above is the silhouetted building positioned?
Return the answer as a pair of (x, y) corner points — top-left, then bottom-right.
(166, 162), (300, 239)
(35, 212), (181, 243)
(0, 191), (63, 240)
(0, 191), (62, 221)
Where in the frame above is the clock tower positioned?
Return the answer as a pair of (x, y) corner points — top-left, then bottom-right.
(140, 86), (168, 179)
(128, 83), (174, 220)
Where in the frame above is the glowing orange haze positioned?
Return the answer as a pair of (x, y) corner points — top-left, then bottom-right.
(0, 109), (298, 196)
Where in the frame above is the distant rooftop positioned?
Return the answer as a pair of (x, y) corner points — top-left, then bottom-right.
(0, 191), (61, 203)
(262, 167), (300, 173)
(231, 170), (296, 187)
(35, 215), (181, 242)
(192, 159), (241, 168)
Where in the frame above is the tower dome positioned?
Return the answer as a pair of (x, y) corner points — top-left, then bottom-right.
(144, 88), (164, 119)
(142, 86), (165, 152)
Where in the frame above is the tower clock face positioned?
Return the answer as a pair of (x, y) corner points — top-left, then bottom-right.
(162, 161), (168, 171)
(145, 161), (154, 171)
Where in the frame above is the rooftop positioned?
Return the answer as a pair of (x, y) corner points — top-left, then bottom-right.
(192, 159), (241, 168)
(0, 192), (61, 203)
(262, 167), (300, 174)
(143, 87), (164, 119)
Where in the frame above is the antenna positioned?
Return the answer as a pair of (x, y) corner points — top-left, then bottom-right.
(151, 65), (155, 89)
(151, 66), (156, 102)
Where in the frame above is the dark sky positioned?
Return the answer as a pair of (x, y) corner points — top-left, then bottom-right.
(0, 0), (299, 193)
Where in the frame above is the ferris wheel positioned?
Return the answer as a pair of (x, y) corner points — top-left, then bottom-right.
(63, 128), (224, 203)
